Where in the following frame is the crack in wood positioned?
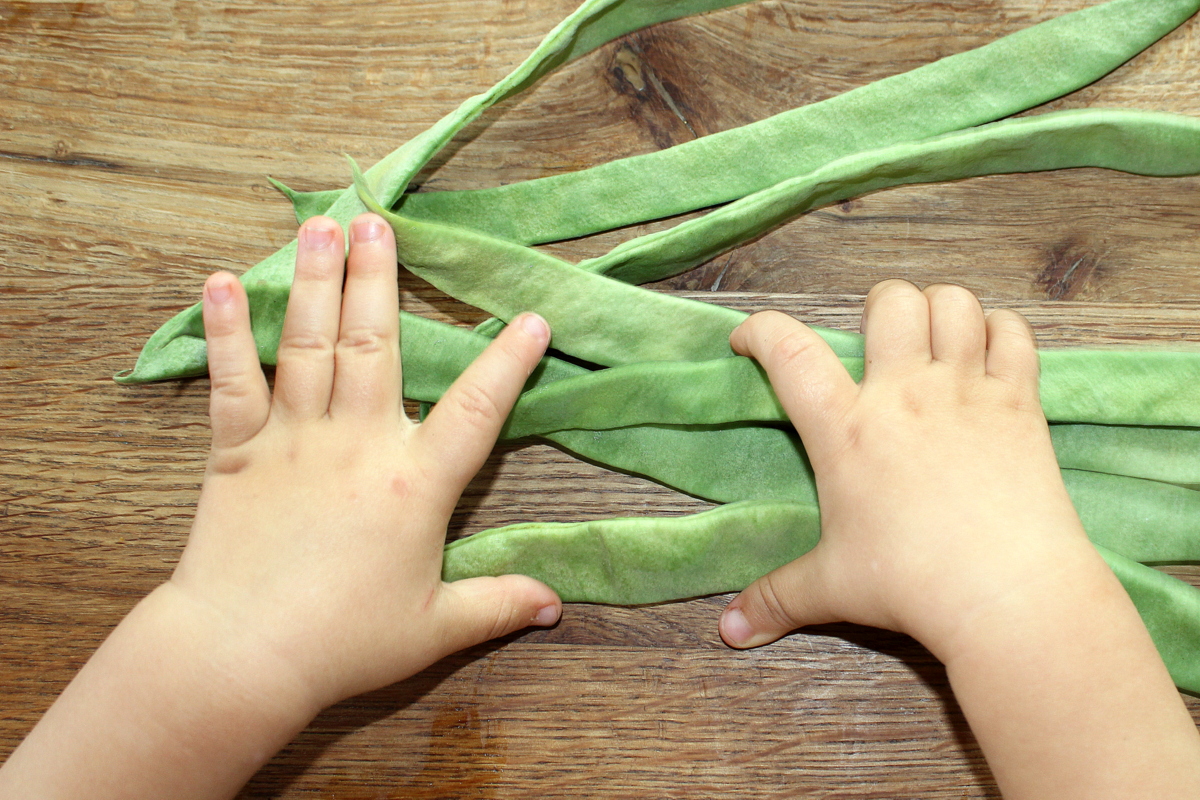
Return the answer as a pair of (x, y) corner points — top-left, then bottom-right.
(0, 149), (124, 171)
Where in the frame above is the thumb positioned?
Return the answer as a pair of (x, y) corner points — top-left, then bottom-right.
(729, 311), (858, 465)
(434, 575), (562, 655)
(719, 550), (836, 649)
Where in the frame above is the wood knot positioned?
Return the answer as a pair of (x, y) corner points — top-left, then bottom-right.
(1035, 239), (1103, 300)
(607, 33), (703, 150)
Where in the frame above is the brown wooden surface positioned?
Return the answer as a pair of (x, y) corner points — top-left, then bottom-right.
(3, 1), (1200, 797)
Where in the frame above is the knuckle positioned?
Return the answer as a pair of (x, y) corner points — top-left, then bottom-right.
(277, 331), (335, 358)
(488, 605), (516, 641)
(336, 328), (393, 357)
(766, 329), (822, 373)
(209, 368), (259, 401)
(451, 381), (508, 429)
(754, 572), (797, 633)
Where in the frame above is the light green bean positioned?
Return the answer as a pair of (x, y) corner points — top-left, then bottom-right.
(116, 0), (754, 383)
(442, 500), (1200, 693)
(1051, 424), (1200, 486)
(400, 0), (1200, 246)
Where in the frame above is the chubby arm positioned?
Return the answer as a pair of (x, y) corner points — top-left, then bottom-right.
(719, 281), (1200, 799)
(0, 214), (561, 799)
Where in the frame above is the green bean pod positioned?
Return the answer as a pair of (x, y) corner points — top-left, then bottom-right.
(544, 423), (817, 504)
(1051, 424), (1200, 486)
(441, 501), (1200, 693)
(578, 109), (1200, 285)
(400, 0), (1200, 246)
(1064, 470), (1200, 563)
(116, 0), (754, 383)
(360, 113), (1200, 378)
(1096, 545), (1200, 695)
(354, 163), (872, 365)
(499, 347), (1200, 436)
(442, 500), (819, 604)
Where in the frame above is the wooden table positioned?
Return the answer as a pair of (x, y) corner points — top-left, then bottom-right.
(4, 1), (1200, 796)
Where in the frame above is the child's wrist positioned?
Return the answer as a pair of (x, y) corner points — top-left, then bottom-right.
(915, 543), (1125, 669)
(132, 583), (323, 759)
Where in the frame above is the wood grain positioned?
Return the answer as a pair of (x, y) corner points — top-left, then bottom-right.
(3, 1), (1200, 797)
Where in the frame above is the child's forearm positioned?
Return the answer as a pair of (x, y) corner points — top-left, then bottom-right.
(0, 582), (319, 800)
(933, 543), (1200, 800)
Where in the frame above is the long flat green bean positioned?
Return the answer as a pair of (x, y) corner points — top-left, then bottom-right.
(442, 500), (1200, 693)
(366, 112), (1200, 377)
(399, 0), (1200, 246)
(1064, 471), (1200, 563)
(499, 347), (1200, 437)
(1051, 424), (1200, 486)
(1096, 545), (1200, 695)
(116, 0), (753, 383)
(578, 109), (1200, 285)
(442, 500), (819, 604)
(544, 423), (816, 504)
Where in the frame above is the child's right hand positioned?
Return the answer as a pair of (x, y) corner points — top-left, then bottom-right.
(718, 280), (1200, 799)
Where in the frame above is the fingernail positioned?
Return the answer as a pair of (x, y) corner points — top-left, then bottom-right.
(206, 279), (232, 305)
(519, 312), (550, 341)
(352, 217), (386, 243)
(720, 607), (753, 647)
(533, 604), (560, 627)
(300, 224), (335, 250)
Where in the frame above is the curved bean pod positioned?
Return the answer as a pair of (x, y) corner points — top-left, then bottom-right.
(368, 112), (1200, 378)
(1096, 545), (1200, 695)
(441, 501), (1200, 693)
(354, 163), (873, 365)
(400, 0), (1200, 246)
(442, 500), (820, 604)
(579, 109), (1200, 285)
(1051, 424), (1200, 486)
(544, 423), (817, 504)
(1065, 470), (1200, 563)
(116, 0), (753, 383)
(499, 346), (1200, 437)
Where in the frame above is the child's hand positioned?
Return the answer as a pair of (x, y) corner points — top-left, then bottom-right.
(718, 279), (1084, 654)
(172, 213), (561, 712)
(0, 213), (563, 800)
(718, 280), (1200, 798)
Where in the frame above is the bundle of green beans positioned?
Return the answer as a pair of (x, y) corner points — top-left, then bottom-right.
(120, 0), (1200, 692)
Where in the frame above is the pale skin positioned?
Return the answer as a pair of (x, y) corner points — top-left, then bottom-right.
(1, 216), (1198, 798)
(0, 214), (562, 799)
(719, 284), (1200, 798)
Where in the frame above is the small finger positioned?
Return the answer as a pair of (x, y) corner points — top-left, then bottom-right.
(418, 313), (551, 491)
(274, 217), (345, 421)
(861, 280), (931, 378)
(719, 550), (835, 649)
(729, 310), (858, 464)
(924, 283), (986, 372)
(202, 272), (270, 449)
(986, 309), (1041, 400)
(330, 214), (402, 419)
